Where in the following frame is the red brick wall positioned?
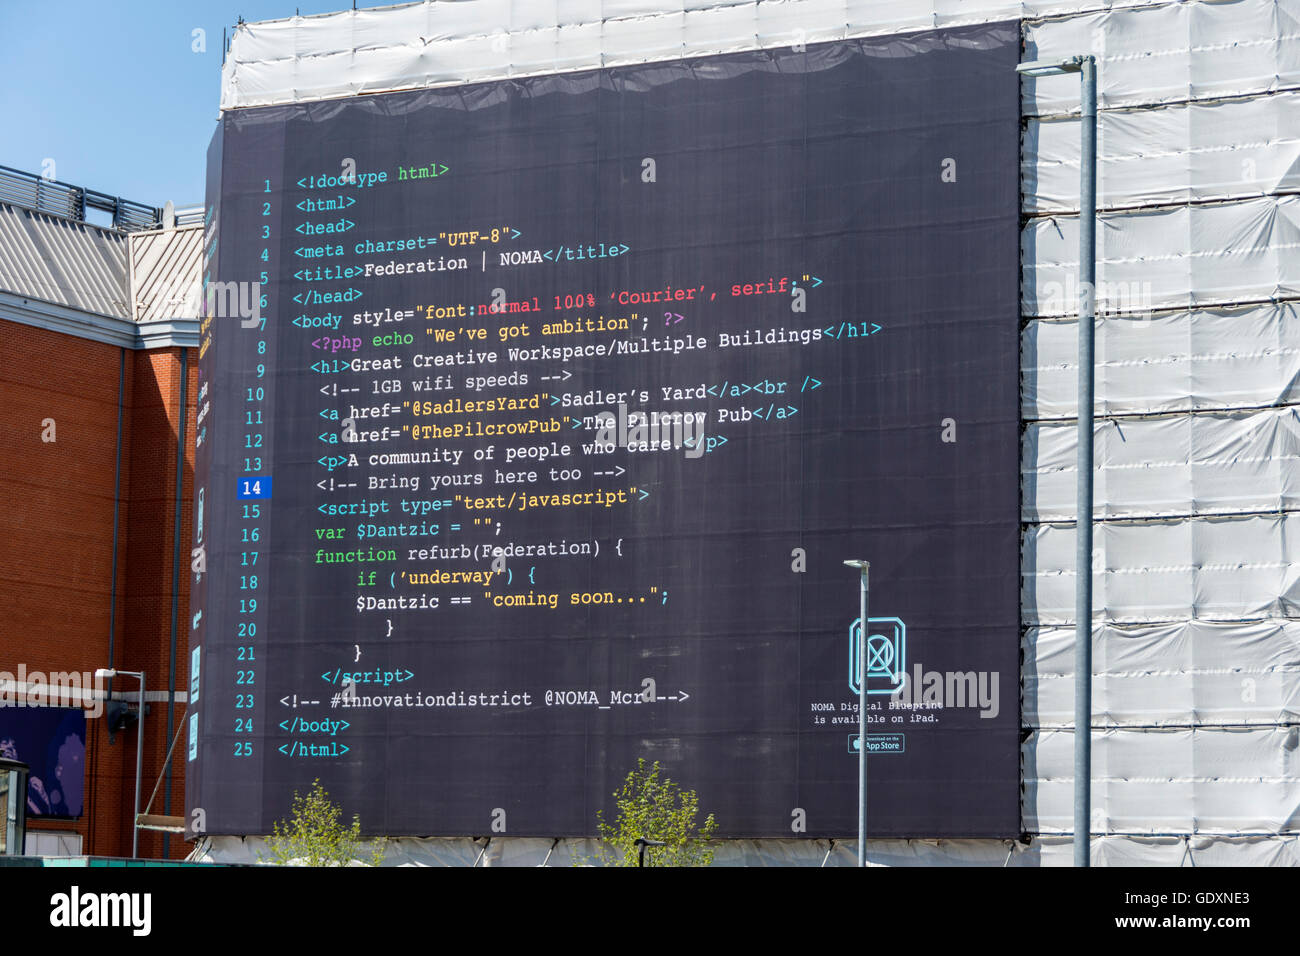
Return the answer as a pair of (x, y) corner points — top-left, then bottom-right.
(0, 319), (195, 859)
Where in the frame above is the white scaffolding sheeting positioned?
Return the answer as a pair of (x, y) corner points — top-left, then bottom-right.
(1025, 726), (1300, 833)
(214, 0), (1300, 865)
(1022, 195), (1300, 316)
(1023, 0), (1300, 114)
(197, 830), (1300, 866)
(1025, 620), (1300, 726)
(1022, 304), (1300, 420)
(1025, 91), (1300, 213)
(220, 0), (1300, 113)
(221, 0), (1159, 110)
(1023, 513), (1300, 624)
(1023, 406), (1300, 520)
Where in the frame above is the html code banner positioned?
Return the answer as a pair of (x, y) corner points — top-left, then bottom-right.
(188, 22), (1022, 839)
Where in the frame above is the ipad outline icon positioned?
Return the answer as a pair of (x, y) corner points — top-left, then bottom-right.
(848, 616), (906, 696)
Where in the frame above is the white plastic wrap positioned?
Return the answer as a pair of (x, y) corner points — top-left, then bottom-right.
(221, 0), (1187, 110)
(1025, 725), (1300, 833)
(196, 830), (1300, 865)
(1087, 834), (1300, 866)
(1025, 619), (1300, 726)
(1023, 195), (1300, 316)
(1025, 91), (1300, 213)
(1023, 406), (1300, 521)
(1022, 304), (1300, 420)
(1023, 513), (1300, 624)
(1022, 0), (1300, 115)
(220, 0), (1300, 113)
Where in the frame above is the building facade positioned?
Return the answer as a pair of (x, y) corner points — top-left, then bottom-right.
(0, 179), (200, 858)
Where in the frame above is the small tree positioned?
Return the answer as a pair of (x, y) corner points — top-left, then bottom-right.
(262, 778), (386, 866)
(594, 758), (718, 867)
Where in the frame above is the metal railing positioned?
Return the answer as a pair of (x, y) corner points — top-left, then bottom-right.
(173, 205), (205, 227)
(0, 164), (163, 232)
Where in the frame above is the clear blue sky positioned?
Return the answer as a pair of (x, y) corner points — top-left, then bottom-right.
(0, 1), (381, 209)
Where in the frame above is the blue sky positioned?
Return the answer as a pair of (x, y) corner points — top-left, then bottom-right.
(0, 1), (377, 210)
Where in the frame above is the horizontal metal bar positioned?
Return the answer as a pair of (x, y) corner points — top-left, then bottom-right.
(0, 164), (161, 231)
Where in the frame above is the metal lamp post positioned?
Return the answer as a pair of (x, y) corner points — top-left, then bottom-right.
(634, 837), (665, 867)
(1015, 54), (1097, 868)
(843, 560), (869, 867)
(97, 667), (145, 858)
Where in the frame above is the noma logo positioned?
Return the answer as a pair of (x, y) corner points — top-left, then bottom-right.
(49, 886), (151, 936)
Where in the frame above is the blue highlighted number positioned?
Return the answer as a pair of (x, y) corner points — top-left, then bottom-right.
(237, 476), (272, 499)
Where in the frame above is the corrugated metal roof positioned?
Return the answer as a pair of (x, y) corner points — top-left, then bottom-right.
(0, 201), (129, 318)
(130, 224), (203, 321)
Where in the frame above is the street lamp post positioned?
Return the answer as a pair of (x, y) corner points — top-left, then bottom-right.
(1016, 54), (1097, 868)
(634, 837), (665, 867)
(96, 668), (145, 858)
(843, 560), (869, 867)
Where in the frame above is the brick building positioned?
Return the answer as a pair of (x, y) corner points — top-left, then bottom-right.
(0, 168), (201, 858)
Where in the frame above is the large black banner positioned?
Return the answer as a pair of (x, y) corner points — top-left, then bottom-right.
(188, 22), (1022, 839)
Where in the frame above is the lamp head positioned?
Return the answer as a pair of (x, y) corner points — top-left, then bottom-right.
(1016, 55), (1087, 77)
